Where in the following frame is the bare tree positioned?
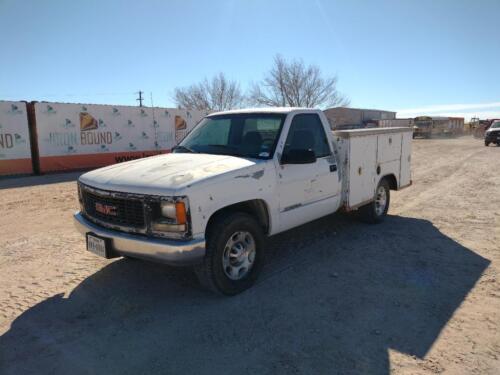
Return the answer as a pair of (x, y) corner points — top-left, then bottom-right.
(249, 55), (349, 108)
(173, 73), (244, 112)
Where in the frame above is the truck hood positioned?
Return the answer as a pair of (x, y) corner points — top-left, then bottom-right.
(79, 153), (259, 195)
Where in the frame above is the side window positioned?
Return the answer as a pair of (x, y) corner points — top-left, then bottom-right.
(284, 114), (331, 158)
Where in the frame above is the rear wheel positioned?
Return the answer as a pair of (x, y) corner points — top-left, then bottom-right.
(485, 141), (490, 146)
(195, 212), (265, 295)
(358, 179), (390, 224)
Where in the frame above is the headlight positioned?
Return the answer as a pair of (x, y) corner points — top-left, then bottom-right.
(161, 202), (177, 220)
(160, 201), (187, 224)
(151, 199), (188, 234)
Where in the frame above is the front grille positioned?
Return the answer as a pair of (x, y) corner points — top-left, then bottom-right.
(81, 186), (145, 229)
(487, 132), (500, 139)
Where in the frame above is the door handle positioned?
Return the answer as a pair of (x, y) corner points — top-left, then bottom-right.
(329, 164), (337, 172)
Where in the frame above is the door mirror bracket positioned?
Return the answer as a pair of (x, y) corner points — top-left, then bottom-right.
(281, 149), (316, 164)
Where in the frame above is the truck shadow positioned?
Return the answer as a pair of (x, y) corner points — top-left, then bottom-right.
(0, 214), (490, 374)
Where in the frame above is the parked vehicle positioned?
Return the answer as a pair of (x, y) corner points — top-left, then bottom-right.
(413, 116), (464, 138)
(472, 119), (492, 139)
(485, 120), (500, 146)
(74, 108), (413, 295)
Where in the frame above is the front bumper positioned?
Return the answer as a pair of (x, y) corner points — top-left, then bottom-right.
(485, 132), (500, 142)
(413, 129), (430, 137)
(73, 211), (205, 266)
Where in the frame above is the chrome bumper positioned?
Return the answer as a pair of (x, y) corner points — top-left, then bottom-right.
(73, 211), (206, 266)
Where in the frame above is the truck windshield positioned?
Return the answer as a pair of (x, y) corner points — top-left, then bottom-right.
(415, 121), (432, 127)
(175, 113), (286, 159)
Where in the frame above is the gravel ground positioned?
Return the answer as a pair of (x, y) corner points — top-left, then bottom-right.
(0, 136), (499, 374)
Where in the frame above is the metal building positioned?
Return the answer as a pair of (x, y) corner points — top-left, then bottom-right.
(323, 107), (396, 130)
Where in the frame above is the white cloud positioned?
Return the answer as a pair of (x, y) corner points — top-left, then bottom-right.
(396, 101), (500, 121)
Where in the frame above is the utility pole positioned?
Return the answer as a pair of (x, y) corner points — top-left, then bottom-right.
(136, 91), (144, 107)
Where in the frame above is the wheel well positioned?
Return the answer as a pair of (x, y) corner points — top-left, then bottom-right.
(382, 174), (398, 190)
(206, 200), (270, 235)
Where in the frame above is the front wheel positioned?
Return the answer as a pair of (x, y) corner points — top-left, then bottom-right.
(195, 212), (265, 295)
(358, 179), (390, 224)
(485, 141), (490, 147)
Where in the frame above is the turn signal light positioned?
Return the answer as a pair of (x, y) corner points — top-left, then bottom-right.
(175, 202), (187, 224)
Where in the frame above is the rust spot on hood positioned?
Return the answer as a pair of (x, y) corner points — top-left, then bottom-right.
(235, 170), (265, 180)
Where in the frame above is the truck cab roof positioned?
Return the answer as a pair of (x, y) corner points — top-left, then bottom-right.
(207, 107), (318, 117)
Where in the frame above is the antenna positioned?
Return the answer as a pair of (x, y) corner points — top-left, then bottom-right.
(136, 91), (144, 107)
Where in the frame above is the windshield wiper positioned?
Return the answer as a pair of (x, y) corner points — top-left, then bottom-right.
(172, 145), (198, 153)
(205, 144), (242, 156)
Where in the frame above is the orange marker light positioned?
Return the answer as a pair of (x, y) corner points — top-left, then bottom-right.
(175, 202), (187, 224)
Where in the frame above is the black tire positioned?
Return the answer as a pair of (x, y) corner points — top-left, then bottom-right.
(194, 212), (265, 295)
(357, 179), (390, 224)
(485, 141), (490, 146)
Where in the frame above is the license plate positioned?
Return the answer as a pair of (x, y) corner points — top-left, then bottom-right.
(86, 233), (108, 258)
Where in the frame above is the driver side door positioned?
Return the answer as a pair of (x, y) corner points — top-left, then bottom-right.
(276, 113), (341, 232)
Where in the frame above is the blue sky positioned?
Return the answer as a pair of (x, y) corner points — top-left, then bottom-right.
(1, 0), (499, 119)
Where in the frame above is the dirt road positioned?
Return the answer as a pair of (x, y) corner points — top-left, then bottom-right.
(0, 137), (499, 374)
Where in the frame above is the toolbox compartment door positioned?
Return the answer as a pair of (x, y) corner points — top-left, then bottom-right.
(348, 136), (377, 207)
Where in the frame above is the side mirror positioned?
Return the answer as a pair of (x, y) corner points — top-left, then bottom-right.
(281, 149), (316, 164)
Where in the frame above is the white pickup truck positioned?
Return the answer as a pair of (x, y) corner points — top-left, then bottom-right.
(74, 108), (412, 295)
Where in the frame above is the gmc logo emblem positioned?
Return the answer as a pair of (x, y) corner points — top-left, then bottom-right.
(95, 202), (117, 216)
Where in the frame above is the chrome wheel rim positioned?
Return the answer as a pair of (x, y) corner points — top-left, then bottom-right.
(375, 185), (387, 216)
(222, 231), (256, 280)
